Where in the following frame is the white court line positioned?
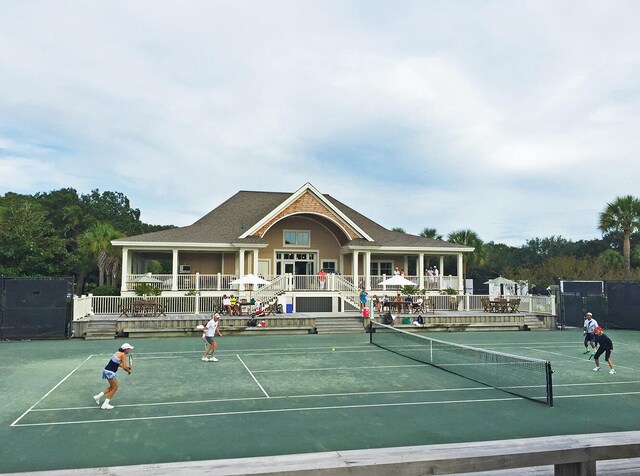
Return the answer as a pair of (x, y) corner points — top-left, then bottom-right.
(129, 344), (372, 357)
(29, 385), (497, 412)
(524, 347), (640, 372)
(252, 363), (424, 373)
(12, 396), (522, 427)
(237, 354), (270, 398)
(556, 391), (640, 399)
(10, 354), (94, 427)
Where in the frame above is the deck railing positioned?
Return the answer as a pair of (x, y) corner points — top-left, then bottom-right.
(125, 273), (461, 293)
(75, 293), (555, 319)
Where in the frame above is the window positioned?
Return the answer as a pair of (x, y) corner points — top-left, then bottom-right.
(322, 260), (337, 273)
(371, 261), (393, 276)
(284, 230), (310, 247)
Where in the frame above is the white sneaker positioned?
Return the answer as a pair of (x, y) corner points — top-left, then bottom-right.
(101, 403), (114, 410)
(211, 357), (218, 362)
(93, 395), (101, 405)
(201, 357), (208, 361)
(610, 369), (616, 374)
(593, 367), (600, 372)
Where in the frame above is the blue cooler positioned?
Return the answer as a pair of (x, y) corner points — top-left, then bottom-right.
(286, 304), (293, 313)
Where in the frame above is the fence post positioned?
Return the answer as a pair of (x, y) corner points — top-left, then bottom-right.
(195, 294), (200, 315)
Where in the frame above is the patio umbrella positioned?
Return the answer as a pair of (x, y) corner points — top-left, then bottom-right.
(378, 275), (417, 287)
(483, 276), (517, 286)
(230, 274), (271, 298)
(230, 274), (271, 287)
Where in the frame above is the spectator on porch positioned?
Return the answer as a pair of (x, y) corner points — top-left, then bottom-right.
(373, 294), (381, 313)
(318, 268), (327, 289)
(359, 288), (368, 312)
(222, 294), (232, 315)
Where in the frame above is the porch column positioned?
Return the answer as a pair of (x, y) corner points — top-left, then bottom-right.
(120, 248), (129, 293)
(252, 250), (259, 275)
(238, 250), (245, 291)
(172, 249), (179, 291)
(364, 251), (371, 291)
(418, 253), (424, 290)
(352, 251), (359, 288)
(457, 253), (464, 293)
(439, 256), (445, 290)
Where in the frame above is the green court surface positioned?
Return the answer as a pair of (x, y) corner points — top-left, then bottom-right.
(2, 329), (640, 473)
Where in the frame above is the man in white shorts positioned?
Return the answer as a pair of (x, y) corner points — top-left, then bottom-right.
(583, 312), (598, 355)
(202, 313), (223, 362)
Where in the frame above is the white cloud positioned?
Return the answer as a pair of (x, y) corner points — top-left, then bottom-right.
(1, 1), (639, 245)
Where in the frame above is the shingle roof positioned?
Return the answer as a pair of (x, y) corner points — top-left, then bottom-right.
(113, 189), (467, 250)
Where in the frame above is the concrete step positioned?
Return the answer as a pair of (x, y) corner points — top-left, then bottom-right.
(524, 315), (548, 330)
(315, 317), (364, 334)
(85, 320), (118, 339)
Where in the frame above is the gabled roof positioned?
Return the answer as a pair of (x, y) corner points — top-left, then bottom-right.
(112, 184), (472, 252)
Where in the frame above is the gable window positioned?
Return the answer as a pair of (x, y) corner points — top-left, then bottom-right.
(284, 230), (310, 247)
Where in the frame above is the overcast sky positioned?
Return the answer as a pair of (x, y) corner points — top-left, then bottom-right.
(1, 1), (639, 246)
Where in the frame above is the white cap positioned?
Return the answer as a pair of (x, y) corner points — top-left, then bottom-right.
(121, 343), (134, 350)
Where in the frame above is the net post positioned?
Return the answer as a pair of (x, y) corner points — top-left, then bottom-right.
(546, 362), (553, 407)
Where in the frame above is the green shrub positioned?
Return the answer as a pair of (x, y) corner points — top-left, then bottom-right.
(91, 285), (120, 296)
(134, 283), (162, 296)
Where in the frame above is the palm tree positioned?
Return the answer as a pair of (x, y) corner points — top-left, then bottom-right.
(79, 222), (123, 287)
(419, 227), (443, 240)
(598, 195), (640, 273)
(447, 229), (487, 276)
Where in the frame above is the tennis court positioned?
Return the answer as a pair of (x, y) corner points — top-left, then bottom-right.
(2, 328), (640, 473)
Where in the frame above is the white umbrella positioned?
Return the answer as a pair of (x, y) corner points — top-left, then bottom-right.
(129, 274), (164, 284)
(230, 274), (271, 286)
(230, 274), (271, 298)
(483, 276), (517, 286)
(378, 275), (417, 287)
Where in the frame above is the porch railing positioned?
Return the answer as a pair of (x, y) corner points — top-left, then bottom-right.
(75, 293), (555, 318)
(124, 273), (461, 293)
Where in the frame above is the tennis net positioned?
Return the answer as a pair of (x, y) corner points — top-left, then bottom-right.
(370, 322), (553, 406)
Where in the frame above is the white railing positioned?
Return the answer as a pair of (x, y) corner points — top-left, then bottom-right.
(125, 273), (462, 293)
(75, 293), (555, 318)
(253, 275), (287, 305)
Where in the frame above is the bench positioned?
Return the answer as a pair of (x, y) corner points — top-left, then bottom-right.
(67, 431), (640, 475)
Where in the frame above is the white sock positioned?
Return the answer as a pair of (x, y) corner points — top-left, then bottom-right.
(104, 398), (110, 404)
(96, 392), (104, 398)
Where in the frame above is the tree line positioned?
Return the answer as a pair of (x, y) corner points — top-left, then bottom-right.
(1, 189), (639, 294)
(404, 195), (640, 292)
(0, 189), (173, 294)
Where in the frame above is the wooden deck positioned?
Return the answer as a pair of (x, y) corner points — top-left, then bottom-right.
(71, 310), (555, 339)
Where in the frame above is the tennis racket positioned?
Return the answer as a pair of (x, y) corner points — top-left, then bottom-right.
(588, 352), (594, 360)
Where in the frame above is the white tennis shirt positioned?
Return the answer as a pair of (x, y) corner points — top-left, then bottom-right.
(205, 318), (219, 337)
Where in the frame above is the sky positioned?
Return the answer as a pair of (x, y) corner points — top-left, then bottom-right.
(1, 1), (639, 246)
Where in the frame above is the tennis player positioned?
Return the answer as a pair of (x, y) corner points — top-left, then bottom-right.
(93, 343), (133, 410)
(201, 313), (222, 362)
(582, 312), (598, 355)
(592, 326), (616, 374)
